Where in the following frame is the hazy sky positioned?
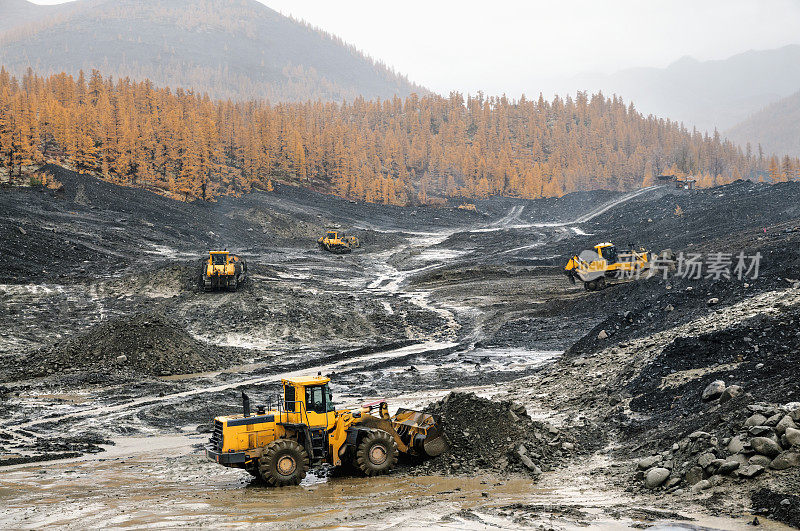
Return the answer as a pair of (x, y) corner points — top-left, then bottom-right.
(29, 0), (800, 97)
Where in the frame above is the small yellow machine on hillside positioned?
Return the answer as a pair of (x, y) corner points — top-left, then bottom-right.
(200, 251), (247, 291)
(206, 375), (445, 486)
(564, 242), (651, 291)
(318, 230), (360, 254)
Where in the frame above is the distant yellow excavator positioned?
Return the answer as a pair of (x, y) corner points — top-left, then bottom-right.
(200, 251), (247, 291)
(318, 230), (360, 254)
(206, 375), (445, 486)
(565, 242), (651, 291)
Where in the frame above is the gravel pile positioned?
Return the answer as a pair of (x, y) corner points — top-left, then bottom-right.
(3, 312), (240, 380)
(413, 392), (579, 477)
(635, 398), (800, 494)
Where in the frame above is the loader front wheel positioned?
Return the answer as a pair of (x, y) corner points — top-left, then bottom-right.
(355, 430), (397, 476)
(259, 439), (309, 487)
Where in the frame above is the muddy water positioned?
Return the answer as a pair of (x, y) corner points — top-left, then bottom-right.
(0, 435), (788, 530)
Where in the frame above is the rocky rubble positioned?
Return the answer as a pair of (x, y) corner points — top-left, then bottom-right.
(1, 311), (242, 381)
(0, 432), (113, 466)
(635, 395), (800, 494)
(413, 392), (581, 477)
(752, 488), (800, 528)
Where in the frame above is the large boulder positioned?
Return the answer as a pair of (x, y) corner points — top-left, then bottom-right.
(770, 451), (800, 470)
(685, 466), (704, 485)
(702, 380), (726, 401)
(645, 467), (671, 489)
(719, 385), (742, 403)
(749, 426), (775, 437)
(727, 435), (745, 454)
(638, 456), (661, 470)
(749, 454), (773, 467)
(717, 460), (740, 475)
(751, 437), (783, 458)
(745, 413), (768, 427)
(697, 452), (716, 469)
(739, 465), (765, 479)
(728, 453), (750, 467)
(691, 479), (711, 493)
(775, 415), (797, 436)
(786, 427), (800, 447)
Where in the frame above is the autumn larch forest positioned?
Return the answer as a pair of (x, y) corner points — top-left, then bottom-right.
(0, 67), (797, 204)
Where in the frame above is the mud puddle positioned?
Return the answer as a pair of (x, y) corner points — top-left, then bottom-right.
(0, 434), (786, 530)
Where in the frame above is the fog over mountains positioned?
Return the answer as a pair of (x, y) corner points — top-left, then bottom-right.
(565, 45), (800, 135)
(0, 0), (424, 102)
(727, 89), (800, 157)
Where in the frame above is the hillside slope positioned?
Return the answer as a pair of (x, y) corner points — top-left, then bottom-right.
(726, 89), (800, 157)
(569, 45), (800, 133)
(0, 0), (424, 102)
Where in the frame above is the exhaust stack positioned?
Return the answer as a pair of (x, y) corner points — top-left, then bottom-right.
(242, 391), (250, 417)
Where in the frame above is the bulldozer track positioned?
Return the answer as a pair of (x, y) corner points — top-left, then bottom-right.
(9, 341), (458, 435)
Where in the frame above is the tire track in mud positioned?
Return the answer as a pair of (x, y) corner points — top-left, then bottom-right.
(368, 186), (668, 347)
(573, 184), (663, 223)
(470, 185), (665, 235)
(6, 341), (458, 437)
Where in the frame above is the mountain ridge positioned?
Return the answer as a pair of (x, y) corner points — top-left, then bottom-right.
(0, 0), (425, 103)
(566, 44), (800, 133)
(727, 89), (800, 157)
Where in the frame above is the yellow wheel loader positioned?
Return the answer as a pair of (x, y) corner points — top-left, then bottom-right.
(200, 251), (247, 291)
(318, 231), (359, 254)
(205, 375), (446, 486)
(564, 242), (650, 291)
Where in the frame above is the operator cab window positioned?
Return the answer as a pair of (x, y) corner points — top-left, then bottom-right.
(306, 384), (334, 414)
(326, 386), (335, 411)
(604, 246), (618, 263)
(212, 254), (226, 265)
(327, 232), (336, 239)
(285, 384), (295, 412)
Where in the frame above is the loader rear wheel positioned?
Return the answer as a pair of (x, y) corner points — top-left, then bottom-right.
(355, 430), (397, 476)
(584, 277), (606, 291)
(259, 439), (309, 487)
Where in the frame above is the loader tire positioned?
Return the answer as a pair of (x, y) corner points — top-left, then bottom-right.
(355, 430), (397, 476)
(584, 278), (606, 291)
(259, 439), (309, 487)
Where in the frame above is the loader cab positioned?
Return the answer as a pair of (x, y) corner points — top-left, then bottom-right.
(595, 243), (617, 264)
(210, 251), (229, 266)
(326, 231), (338, 240)
(282, 376), (336, 428)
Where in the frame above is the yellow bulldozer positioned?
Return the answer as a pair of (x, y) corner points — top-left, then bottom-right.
(564, 242), (651, 291)
(200, 250), (247, 291)
(206, 375), (446, 486)
(318, 230), (360, 254)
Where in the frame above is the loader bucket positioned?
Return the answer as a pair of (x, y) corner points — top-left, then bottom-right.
(391, 408), (448, 457)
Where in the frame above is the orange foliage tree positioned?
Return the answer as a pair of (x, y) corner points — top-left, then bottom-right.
(0, 67), (781, 202)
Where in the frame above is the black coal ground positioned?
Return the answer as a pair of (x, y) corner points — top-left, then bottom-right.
(3, 166), (800, 525)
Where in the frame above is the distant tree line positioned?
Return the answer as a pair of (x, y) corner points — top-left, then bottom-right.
(1, 67), (796, 203)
